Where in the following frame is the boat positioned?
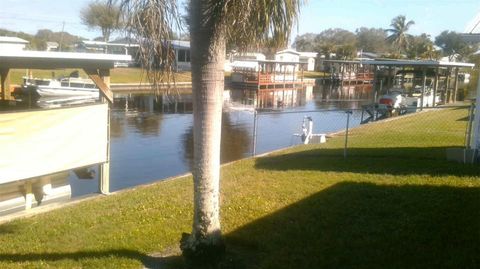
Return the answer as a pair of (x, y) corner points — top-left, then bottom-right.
(405, 85), (441, 108)
(23, 76), (99, 98)
(378, 88), (407, 110)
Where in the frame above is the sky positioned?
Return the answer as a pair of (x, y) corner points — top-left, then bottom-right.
(0, 0), (479, 41)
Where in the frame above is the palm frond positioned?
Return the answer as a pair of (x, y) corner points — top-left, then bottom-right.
(199, 0), (304, 51)
(114, 0), (181, 93)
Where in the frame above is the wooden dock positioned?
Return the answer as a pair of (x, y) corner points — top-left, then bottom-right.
(230, 59), (314, 90)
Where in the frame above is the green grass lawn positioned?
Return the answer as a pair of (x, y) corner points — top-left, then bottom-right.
(9, 68), (323, 86)
(8, 68), (192, 85)
(0, 108), (479, 268)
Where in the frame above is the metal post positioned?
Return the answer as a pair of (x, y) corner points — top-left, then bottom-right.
(453, 67), (459, 103)
(470, 70), (480, 150)
(99, 68), (111, 194)
(344, 110), (352, 159)
(252, 109), (258, 156)
(433, 68), (439, 107)
(445, 68), (451, 103)
(421, 68), (427, 110)
(465, 102), (475, 148)
(371, 65), (378, 104)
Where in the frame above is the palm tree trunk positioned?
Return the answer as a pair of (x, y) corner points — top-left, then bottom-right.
(180, 0), (226, 265)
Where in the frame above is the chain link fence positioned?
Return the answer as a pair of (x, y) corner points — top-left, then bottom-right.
(252, 104), (474, 160)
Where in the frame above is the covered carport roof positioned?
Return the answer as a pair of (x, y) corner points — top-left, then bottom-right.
(0, 51), (131, 102)
(362, 59), (475, 68)
(321, 59), (475, 68)
(0, 50), (131, 69)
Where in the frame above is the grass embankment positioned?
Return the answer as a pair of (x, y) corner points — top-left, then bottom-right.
(8, 68), (192, 85)
(9, 68), (325, 86)
(0, 108), (479, 268)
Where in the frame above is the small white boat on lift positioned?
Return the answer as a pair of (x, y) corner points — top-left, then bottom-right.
(23, 77), (99, 98)
(405, 86), (441, 108)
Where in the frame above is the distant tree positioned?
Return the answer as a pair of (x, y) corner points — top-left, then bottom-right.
(386, 15), (415, 54)
(293, 33), (317, 51)
(355, 27), (388, 53)
(35, 29), (85, 51)
(314, 28), (357, 59)
(406, 33), (438, 59)
(336, 43), (357, 59)
(81, 0), (122, 42)
(0, 28), (83, 51)
(435, 30), (476, 61)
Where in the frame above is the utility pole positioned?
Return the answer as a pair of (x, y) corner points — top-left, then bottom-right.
(59, 21), (65, 51)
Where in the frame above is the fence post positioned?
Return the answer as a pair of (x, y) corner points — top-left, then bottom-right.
(344, 110), (353, 159)
(252, 109), (258, 156)
(465, 103), (475, 148)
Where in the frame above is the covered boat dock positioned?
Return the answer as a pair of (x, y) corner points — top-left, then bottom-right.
(230, 60), (313, 89)
(0, 50), (130, 214)
(364, 59), (475, 106)
(321, 59), (474, 107)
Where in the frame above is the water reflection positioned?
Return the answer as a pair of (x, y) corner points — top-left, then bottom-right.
(227, 86), (313, 110)
(182, 112), (253, 171)
(81, 83), (372, 195)
(315, 84), (373, 110)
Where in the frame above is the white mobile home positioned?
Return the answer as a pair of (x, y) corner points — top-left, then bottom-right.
(299, 52), (318, 71)
(171, 40), (191, 71)
(0, 37), (28, 51)
(275, 49), (317, 71)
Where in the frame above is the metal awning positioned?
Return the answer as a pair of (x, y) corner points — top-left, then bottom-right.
(0, 51), (131, 69)
(321, 59), (475, 68)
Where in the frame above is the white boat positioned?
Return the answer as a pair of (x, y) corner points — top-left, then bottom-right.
(406, 86), (441, 108)
(378, 88), (407, 110)
(23, 77), (99, 98)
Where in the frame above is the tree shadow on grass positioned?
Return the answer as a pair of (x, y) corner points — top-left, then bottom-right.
(224, 182), (480, 269)
(0, 223), (19, 234)
(255, 147), (480, 177)
(0, 249), (184, 269)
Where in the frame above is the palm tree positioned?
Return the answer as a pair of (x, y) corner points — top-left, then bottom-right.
(386, 15), (415, 54)
(119, 0), (302, 266)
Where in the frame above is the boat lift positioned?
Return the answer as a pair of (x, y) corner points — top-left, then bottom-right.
(293, 116), (326, 144)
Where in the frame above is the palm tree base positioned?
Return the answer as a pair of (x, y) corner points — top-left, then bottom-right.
(180, 232), (226, 268)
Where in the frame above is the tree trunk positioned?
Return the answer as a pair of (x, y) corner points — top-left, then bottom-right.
(181, 0), (226, 266)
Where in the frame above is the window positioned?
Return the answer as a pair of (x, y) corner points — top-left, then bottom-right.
(178, 49), (186, 62)
(177, 49), (190, 62)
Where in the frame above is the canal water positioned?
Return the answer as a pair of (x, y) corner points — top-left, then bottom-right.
(70, 84), (373, 196)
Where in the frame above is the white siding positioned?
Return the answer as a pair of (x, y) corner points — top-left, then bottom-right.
(0, 104), (108, 183)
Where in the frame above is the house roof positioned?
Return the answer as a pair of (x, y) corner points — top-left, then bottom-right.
(0, 36), (29, 44)
(233, 52), (266, 60)
(81, 39), (190, 50)
(170, 40), (190, 49)
(46, 42), (59, 47)
(276, 48), (301, 55)
(298, 51), (318, 58)
(321, 59), (475, 68)
(81, 40), (139, 48)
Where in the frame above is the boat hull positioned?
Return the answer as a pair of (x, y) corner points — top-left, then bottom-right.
(36, 86), (99, 98)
